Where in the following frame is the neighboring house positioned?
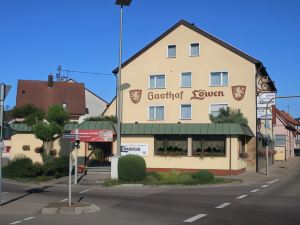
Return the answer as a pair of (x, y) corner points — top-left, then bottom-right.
(16, 74), (86, 120)
(66, 79), (108, 123)
(104, 19), (276, 174)
(273, 107), (300, 161)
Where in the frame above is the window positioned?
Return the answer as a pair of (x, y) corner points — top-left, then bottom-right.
(190, 43), (200, 56)
(149, 106), (164, 120)
(167, 45), (176, 58)
(62, 103), (67, 109)
(192, 136), (226, 157)
(149, 75), (165, 89)
(210, 104), (228, 117)
(180, 104), (191, 119)
(181, 72), (192, 87)
(275, 135), (286, 146)
(155, 135), (188, 156)
(210, 72), (228, 86)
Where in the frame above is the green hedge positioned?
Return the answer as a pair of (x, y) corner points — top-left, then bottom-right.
(192, 170), (215, 184)
(3, 156), (69, 179)
(118, 155), (146, 182)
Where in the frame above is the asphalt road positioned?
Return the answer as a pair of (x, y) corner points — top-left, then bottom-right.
(0, 160), (299, 225)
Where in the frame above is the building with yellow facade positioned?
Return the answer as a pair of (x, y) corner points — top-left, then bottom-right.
(104, 19), (276, 174)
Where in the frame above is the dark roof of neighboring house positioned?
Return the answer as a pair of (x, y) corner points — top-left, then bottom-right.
(16, 80), (86, 115)
(112, 19), (261, 74)
(273, 106), (300, 129)
(65, 78), (108, 104)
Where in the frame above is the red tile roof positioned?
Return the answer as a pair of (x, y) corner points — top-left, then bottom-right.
(16, 80), (86, 116)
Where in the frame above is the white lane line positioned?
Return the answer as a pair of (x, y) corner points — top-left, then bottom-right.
(184, 214), (207, 223)
(268, 178), (279, 184)
(215, 203), (231, 209)
(261, 184), (269, 188)
(79, 189), (90, 194)
(250, 189), (260, 193)
(95, 180), (101, 184)
(236, 194), (248, 199)
(2, 192), (8, 194)
(10, 221), (22, 225)
(23, 217), (35, 221)
(59, 198), (68, 202)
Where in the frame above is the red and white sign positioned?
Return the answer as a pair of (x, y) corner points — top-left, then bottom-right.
(71, 130), (114, 142)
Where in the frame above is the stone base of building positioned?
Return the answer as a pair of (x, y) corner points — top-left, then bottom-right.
(147, 167), (246, 176)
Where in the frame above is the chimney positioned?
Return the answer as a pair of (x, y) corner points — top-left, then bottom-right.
(48, 73), (54, 88)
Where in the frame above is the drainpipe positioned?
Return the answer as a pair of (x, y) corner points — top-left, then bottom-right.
(229, 137), (232, 175)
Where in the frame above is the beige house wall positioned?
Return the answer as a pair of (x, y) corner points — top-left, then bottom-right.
(10, 134), (86, 164)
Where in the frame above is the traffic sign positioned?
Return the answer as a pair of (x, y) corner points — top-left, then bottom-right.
(0, 83), (11, 101)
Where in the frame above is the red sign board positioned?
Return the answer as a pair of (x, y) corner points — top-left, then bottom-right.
(71, 130), (114, 142)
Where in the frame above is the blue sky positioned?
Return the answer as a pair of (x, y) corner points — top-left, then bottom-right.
(1, 0), (300, 117)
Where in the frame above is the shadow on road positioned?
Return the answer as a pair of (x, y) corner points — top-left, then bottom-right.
(0, 186), (52, 206)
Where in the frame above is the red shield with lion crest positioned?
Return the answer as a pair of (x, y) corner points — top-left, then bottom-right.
(231, 85), (246, 101)
(129, 89), (142, 104)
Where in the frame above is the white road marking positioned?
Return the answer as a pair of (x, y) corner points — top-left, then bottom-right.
(2, 192), (8, 194)
(215, 203), (231, 209)
(23, 217), (35, 221)
(250, 189), (260, 193)
(268, 178), (279, 184)
(79, 189), (90, 194)
(59, 198), (68, 202)
(95, 180), (101, 184)
(10, 221), (22, 225)
(261, 184), (269, 188)
(236, 195), (248, 199)
(184, 214), (207, 223)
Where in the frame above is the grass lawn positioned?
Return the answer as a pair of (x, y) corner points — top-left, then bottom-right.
(103, 171), (241, 187)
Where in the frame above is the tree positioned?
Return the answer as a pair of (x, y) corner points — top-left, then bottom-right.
(12, 104), (45, 126)
(209, 107), (248, 125)
(33, 105), (69, 155)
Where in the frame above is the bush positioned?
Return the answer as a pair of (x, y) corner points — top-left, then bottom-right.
(143, 172), (162, 185)
(118, 155), (146, 182)
(192, 170), (215, 184)
(43, 156), (69, 178)
(3, 156), (34, 178)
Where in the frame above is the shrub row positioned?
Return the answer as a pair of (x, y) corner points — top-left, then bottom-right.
(3, 156), (69, 179)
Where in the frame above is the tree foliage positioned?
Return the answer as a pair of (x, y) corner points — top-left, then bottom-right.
(12, 104), (45, 126)
(209, 107), (248, 125)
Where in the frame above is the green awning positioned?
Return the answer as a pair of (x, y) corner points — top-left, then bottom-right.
(10, 123), (32, 133)
(121, 123), (254, 137)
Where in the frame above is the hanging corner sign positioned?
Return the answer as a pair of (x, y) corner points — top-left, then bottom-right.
(0, 83), (11, 100)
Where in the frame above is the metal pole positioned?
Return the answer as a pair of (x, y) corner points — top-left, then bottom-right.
(0, 84), (4, 205)
(116, 5), (123, 156)
(74, 129), (79, 184)
(69, 142), (72, 206)
(264, 95), (300, 175)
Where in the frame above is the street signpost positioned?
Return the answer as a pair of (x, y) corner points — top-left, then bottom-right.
(0, 83), (11, 205)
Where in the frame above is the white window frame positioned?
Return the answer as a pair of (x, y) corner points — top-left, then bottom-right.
(148, 75), (166, 89)
(180, 104), (192, 120)
(180, 72), (192, 88)
(167, 45), (176, 58)
(190, 43), (200, 57)
(209, 103), (229, 116)
(209, 72), (229, 87)
(148, 105), (165, 121)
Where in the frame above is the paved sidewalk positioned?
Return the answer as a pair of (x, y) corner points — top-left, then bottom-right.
(219, 157), (300, 184)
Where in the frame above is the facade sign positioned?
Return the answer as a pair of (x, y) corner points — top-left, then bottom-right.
(129, 89), (142, 104)
(71, 130), (114, 142)
(257, 92), (276, 108)
(257, 108), (272, 119)
(121, 143), (148, 156)
(148, 91), (183, 100)
(191, 89), (224, 100)
(232, 85), (246, 101)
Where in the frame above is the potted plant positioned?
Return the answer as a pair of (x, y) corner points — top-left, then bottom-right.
(34, 147), (44, 153)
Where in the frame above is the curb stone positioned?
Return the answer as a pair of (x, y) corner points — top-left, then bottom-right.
(42, 204), (100, 215)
